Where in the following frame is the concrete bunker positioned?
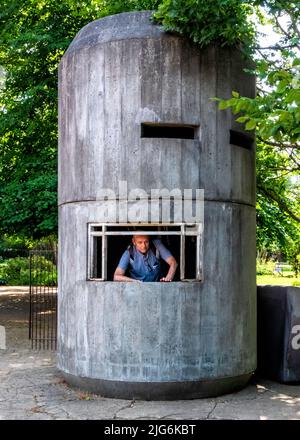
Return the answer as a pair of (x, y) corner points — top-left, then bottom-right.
(58, 11), (256, 399)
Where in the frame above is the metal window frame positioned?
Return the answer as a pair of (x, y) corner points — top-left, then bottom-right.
(87, 222), (203, 281)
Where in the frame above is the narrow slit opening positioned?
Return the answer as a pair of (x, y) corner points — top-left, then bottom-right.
(141, 123), (196, 140)
(230, 129), (254, 150)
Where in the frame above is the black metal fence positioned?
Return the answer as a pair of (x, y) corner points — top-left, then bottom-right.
(29, 249), (57, 350)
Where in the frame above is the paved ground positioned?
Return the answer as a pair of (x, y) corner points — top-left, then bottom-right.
(0, 286), (300, 420)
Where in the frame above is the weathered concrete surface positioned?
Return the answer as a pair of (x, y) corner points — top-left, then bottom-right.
(0, 288), (300, 420)
(59, 12), (255, 206)
(58, 201), (256, 391)
(1, 349), (300, 420)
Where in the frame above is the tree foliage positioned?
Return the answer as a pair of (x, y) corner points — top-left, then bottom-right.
(153, 0), (256, 49)
(213, 1), (300, 264)
(0, 0), (84, 238)
(0, 0), (299, 267)
(0, 0), (163, 239)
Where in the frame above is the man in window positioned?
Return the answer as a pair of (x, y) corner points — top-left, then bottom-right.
(113, 234), (178, 282)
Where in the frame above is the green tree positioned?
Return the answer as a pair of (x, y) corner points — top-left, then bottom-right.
(0, 0), (88, 238)
(1, 0), (299, 266)
(213, 1), (300, 264)
(0, 0), (162, 239)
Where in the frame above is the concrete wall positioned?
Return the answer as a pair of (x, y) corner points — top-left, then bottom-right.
(257, 286), (300, 383)
(58, 12), (255, 206)
(58, 11), (256, 399)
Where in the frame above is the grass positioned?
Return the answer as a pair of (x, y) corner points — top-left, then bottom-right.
(256, 261), (300, 286)
(257, 274), (300, 286)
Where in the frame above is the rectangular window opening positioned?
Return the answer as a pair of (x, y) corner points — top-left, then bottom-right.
(230, 129), (254, 150)
(141, 123), (197, 140)
(87, 223), (203, 282)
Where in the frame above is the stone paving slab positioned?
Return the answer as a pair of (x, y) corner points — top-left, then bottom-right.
(0, 347), (300, 420)
(0, 286), (300, 420)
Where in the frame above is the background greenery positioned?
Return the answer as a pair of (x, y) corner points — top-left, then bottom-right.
(0, 255), (57, 286)
(0, 0), (299, 284)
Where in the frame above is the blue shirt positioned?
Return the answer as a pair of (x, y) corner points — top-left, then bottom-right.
(117, 239), (172, 282)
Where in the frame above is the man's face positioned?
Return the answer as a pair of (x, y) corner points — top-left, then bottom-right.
(132, 235), (150, 254)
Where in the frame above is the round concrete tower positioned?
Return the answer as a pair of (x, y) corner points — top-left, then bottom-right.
(58, 11), (256, 399)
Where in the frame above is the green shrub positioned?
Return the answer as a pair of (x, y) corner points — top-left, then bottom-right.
(256, 261), (274, 275)
(0, 256), (57, 286)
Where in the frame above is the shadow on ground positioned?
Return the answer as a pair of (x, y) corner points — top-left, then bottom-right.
(0, 286), (30, 350)
(0, 286), (300, 420)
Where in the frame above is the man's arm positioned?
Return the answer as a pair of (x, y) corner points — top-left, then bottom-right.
(160, 256), (178, 282)
(113, 267), (139, 282)
(114, 250), (136, 282)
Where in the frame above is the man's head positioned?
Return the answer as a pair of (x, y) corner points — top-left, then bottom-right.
(132, 235), (150, 254)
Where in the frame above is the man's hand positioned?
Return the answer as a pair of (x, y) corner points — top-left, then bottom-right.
(160, 256), (178, 282)
(114, 267), (136, 282)
(160, 276), (172, 282)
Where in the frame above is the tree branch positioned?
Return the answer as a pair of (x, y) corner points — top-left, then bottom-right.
(257, 49), (281, 68)
(261, 167), (299, 176)
(275, 15), (291, 40)
(258, 183), (300, 223)
(257, 44), (298, 50)
(257, 136), (300, 151)
(290, 14), (300, 40)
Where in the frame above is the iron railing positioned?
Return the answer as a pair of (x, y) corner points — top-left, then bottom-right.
(29, 249), (57, 350)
